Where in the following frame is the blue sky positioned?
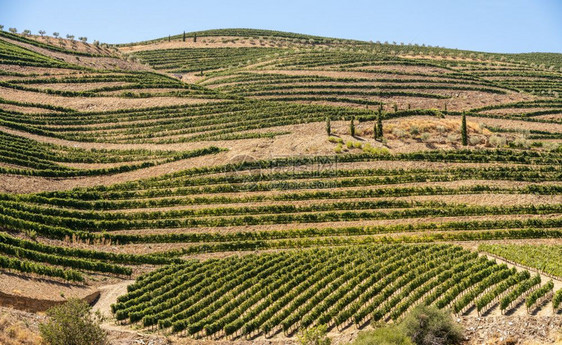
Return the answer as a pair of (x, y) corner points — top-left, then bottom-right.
(1, 0), (560, 53)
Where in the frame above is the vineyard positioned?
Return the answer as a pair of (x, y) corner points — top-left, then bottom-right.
(0, 27), (561, 343)
(112, 244), (556, 339)
(479, 244), (562, 279)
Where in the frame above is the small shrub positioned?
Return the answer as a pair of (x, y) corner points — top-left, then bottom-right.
(392, 128), (407, 139)
(346, 141), (354, 149)
(489, 135), (506, 148)
(26, 230), (37, 241)
(353, 142), (362, 149)
(420, 133), (431, 142)
(410, 126), (420, 135)
(510, 137), (529, 149)
(399, 305), (463, 345)
(447, 134), (459, 143)
(334, 144), (343, 153)
(363, 143), (373, 152)
(469, 136), (482, 146)
(436, 125), (446, 134)
(531, 141), (543, 148)
(298, 325), (331, 345)
(39, 299), (107, 345)
(543, 142), (560, 151)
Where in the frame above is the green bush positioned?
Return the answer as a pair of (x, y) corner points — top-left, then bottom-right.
(39, 299), (107, 345)
(399, 305), (463, 345)
(298, 325), (331, 345)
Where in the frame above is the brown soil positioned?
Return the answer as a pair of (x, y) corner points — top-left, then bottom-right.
(0, 271), (98, 312)
(32, 81), (132, 91)
(0, 86), (219, 112)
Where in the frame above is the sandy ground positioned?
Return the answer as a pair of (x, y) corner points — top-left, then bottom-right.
(0, 272), (96, 302)
(92, 280), (134, 319)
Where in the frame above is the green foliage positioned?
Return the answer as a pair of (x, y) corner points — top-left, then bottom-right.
(553, 289), (562, 310)
(499, 274), (541, 311)
(0, 132), (223, 177)
(350, 116), (356, 137)
(461, 113), (468, 146)
(0, 253), (83, 282)
(326, 117), (331, 135)
(399, 305), (463, 345)
(133, 47), (281, 72)
(112, 245), (505, 337)
(298, 325), (331, 345)
(479, 244), (562, 278)
(39, 299), (107, 345)
(376, 111), (384, 140)
(525, 280), (553, 309)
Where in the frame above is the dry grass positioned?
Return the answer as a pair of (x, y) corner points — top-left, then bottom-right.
(0, 312), (43, 345)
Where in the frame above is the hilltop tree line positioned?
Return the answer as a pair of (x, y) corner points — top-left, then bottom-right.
(0, 25), (107, 46)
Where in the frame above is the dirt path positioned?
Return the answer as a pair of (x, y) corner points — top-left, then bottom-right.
(90, 279), (172, 344)
(92, 280), (134, 319)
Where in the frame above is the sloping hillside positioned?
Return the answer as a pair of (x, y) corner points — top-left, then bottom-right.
(0, 28), (561, 344)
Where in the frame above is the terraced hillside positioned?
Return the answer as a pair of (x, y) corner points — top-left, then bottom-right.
(0, 28), (561, 343)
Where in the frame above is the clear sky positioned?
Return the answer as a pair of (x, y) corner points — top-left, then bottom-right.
(1, 0), (560, 53)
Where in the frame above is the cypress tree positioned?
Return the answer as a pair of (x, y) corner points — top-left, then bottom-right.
(183, 31), (186, 42)
(373, 121), (378, 140)
(350, 117), (355, 137)
(326, 117), (331, 136)
(376, 111), (384, 140)
(194, 34), (197, 43)
(461, 112), (468, 146)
